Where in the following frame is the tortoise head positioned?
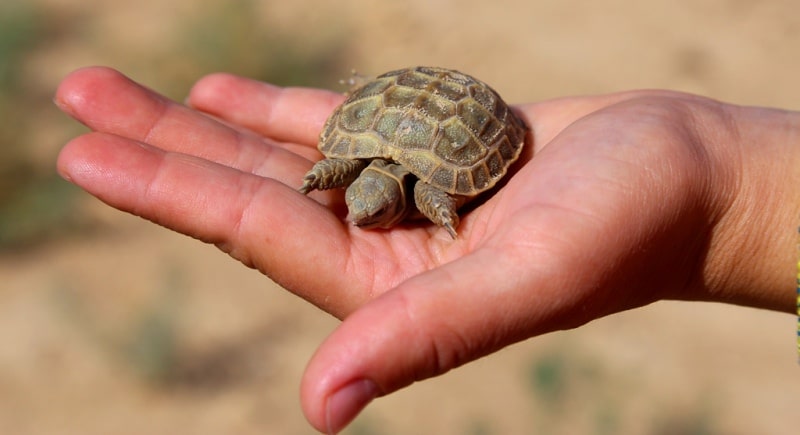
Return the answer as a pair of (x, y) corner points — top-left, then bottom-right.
(345, 160), (410, 229)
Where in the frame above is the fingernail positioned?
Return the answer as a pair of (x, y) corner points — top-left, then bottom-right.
(325, 379), (379, 434)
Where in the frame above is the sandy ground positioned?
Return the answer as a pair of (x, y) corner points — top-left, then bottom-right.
(2, 0), (800, 434)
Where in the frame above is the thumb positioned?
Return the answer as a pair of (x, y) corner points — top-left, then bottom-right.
(299, 244), (592, 433)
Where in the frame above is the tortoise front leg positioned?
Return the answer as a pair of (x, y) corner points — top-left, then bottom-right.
(299, 158), (367, 194)
(413, 180), (459, 239)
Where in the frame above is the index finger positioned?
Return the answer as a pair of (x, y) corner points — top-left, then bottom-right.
(187, 73), (345, 147)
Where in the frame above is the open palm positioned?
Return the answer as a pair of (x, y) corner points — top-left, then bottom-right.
(56, 67), (747, 432)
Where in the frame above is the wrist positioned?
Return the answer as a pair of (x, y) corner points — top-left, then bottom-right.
(698, 103), (800, 312)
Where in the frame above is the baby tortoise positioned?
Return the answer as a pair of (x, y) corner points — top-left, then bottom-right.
(299, 66), (528, 238)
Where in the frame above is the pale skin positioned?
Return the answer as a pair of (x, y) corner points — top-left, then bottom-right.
(55, 67), (798, 434)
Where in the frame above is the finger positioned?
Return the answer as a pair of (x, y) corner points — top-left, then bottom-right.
(299, 237), (601, 433)
(56, 67), (236, 155)
(187, 73), (344, 148)
(57, 132), (364, 312)
(55, 67), (322, 187)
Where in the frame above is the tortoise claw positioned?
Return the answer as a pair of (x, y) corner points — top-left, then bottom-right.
(298, 173), (319, 194)
(443, 222), (458, 239)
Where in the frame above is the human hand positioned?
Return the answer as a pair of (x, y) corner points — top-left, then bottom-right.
(55, 67), (799, 433)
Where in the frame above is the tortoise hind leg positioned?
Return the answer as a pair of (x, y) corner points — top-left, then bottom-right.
(413, 180), (459, 239)
(299, 158), (367, 194)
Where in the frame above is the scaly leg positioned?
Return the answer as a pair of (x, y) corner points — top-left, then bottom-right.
(413, 181), (459, 238)
(298, 158), (367, 194)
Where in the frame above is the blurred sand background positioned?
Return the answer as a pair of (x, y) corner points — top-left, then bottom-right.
(1, 0), (799, 434)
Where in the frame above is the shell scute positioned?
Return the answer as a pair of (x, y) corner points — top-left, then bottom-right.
(317, 66), (528, 195)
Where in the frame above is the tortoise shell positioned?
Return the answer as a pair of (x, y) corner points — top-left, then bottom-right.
(317, 66), (528, 196)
